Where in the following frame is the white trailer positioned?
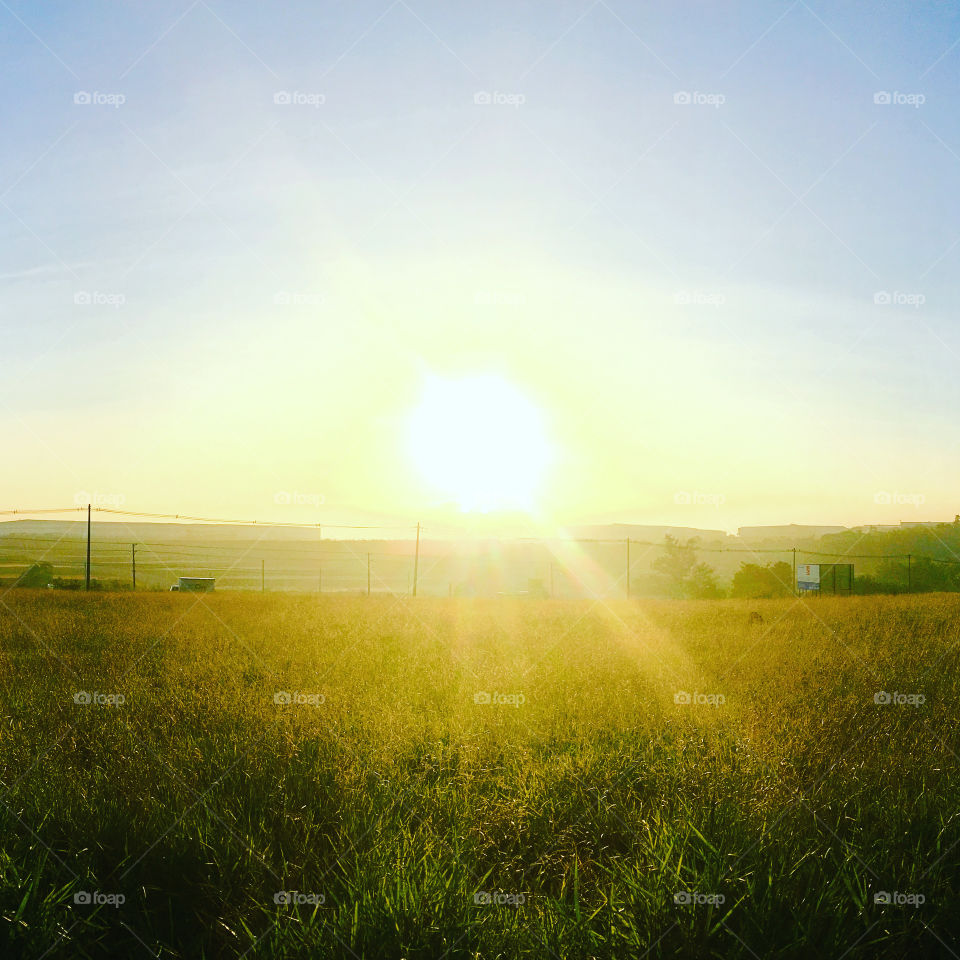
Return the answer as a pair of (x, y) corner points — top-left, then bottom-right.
(171, 577), (216, 593)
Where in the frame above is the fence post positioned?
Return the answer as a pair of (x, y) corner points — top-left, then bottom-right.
(412, 523), (420, 597)
(625, 538), (631, 598)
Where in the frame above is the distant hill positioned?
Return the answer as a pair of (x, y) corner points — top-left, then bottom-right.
(737, 524), (849, 543)
(569, 524), (732, 544)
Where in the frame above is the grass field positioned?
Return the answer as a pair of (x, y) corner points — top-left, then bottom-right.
(0, 591), (957, 958)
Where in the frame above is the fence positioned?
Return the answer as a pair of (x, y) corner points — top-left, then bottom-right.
(2, 506), (959, 597)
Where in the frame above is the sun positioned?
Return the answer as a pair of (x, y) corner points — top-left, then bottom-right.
(408, 374), (553, 512)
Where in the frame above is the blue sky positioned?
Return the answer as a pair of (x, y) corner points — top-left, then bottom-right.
(3, 1), (960, 530)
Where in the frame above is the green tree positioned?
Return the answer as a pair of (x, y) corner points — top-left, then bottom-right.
(731, 561), (793, 598)
(652, 536), (721, 598)
(15, 562), (54, 589)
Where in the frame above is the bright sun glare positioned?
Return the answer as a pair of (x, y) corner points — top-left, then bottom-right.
(408, 374), (553, 513)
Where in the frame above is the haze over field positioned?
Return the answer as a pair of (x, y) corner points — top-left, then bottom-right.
(5, 6), (960, 957)
(3, 1), (960, 531)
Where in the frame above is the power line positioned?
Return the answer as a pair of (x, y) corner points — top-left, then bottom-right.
(0, 506), (417, 530)
(92, 507), (417, 530)
(3, 532), (958, 564)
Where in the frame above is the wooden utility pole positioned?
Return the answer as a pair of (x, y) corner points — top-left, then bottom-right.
(85, 503), (91, 591)
(626, 538), (631, 598)
(131, 543), (136, 591)
(412, 523), (420, 597)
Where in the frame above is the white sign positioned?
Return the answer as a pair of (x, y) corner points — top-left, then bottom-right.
(797, 563), (820, 591)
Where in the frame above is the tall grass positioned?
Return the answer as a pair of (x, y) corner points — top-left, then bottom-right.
(0, 591), (957, 957)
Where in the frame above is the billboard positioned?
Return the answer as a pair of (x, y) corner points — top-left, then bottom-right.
(797, 563), (820, 593)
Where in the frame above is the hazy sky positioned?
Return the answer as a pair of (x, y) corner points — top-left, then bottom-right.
(3, 0), (960, 533)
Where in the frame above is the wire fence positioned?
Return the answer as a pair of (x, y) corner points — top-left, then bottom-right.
(2, 505), (960, 597)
